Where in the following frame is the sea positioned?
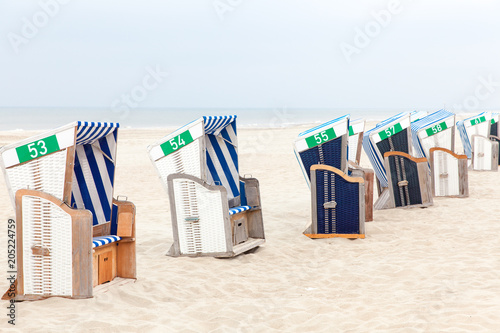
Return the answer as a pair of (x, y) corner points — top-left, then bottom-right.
(0, 107), (493, 131)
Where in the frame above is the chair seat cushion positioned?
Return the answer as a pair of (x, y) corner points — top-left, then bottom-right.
(229, 205), (251, 215)
(93, 235), (121, 248)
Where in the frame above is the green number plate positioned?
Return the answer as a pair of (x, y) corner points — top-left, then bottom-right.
(378, 123), (403, 141)
(160, 130), (194, 156)
(305, 128), (336, 148)
(492, 119), (497, 125)
(425, 121), (448, 137)
(16, 135), (60, 164)
(470, 116), (486, 126)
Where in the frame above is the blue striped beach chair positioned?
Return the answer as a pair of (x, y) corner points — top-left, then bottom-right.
(294, 115), (366, 238)
(362, 112), (413, 209)
(456, 112), (493, 159)
(411, 109), (456, 159)
(0, 122), (136, 301)
(148, 116), (265, 257)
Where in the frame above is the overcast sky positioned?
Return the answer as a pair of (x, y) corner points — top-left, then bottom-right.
(1, 0), (499, 110)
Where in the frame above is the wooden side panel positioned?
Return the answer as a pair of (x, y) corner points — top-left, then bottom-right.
(71, 207), (93, 298)
(113, 199), (137, 279)
(417, 162), (433, 206)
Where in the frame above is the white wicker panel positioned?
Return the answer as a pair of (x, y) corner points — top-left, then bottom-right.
(348, 135), (359, 162)
(433, 151), (459, 196)
(22, 195), (72, 296)
(473, 137), (492, 171)
(6, 150), (68, 205)
(173, 179), (227, 255)
(467, 122), (489, 153)
(155, 139), (202, 183)
(420, 129), (452, 159)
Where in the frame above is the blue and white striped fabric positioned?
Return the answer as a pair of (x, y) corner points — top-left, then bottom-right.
(411, 109), (454, 158)
(72, 122), (119, 226)
(92, 235), (121, 248)
(203, 116), (237, 135)
(203, 116), (240, 201)
(456, 112), (489, 159)
(363, 112), (408, 188)
(229, 205), (251, 215)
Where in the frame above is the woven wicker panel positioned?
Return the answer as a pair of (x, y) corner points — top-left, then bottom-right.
(376, 129), (410, 157)
(473, 136), (494, 170)
(299, 138), (343, 181)
(156, 139), (202, 183)
(420, 129), (452, 159)
(6, 150), (67, 203)
(348, 134), (360, 163)
(173, 179), (227, 255)
(314, 169), (360, 234)
(432, 150), (460, 197)
(22, 195), (72, 296)
(387, 155), (423, 207)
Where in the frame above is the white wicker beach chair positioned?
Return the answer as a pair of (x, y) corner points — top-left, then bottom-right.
(429, 147), (468, 197)
(148, 116), (265, 257)
(471, 135), (499, 171)
(0, 122), (136, 301)
(456, 112), (492, 159)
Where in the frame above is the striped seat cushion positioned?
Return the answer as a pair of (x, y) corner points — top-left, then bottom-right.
(92, 235), (121, 248)
(229, 205), (251, 215)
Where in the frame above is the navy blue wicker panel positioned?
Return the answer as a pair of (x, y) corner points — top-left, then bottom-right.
(315, 169), (360, 234)
(375, 129), (410, 157)
(490, 123), (498, 137)
(387, 155), (422, 207)
(299, 138), (343, 180)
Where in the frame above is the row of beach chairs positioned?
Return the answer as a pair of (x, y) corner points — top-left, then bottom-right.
(0, 111), (498, 300)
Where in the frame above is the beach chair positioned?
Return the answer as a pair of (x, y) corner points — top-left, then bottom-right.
(305, 165), (365, 239)
(471, 135), (499, 171)
(294, 115), (349, 184)
(348, 118), (365, 165)
(363, 112), (413, 209)
(148, 116), (265, 257)
(429, 147), (468, 197)
(456, 112), (492, 159)
(384, 152), (433, 208)
(489, 113), (500, 165)
(0, 122), (136, 301)
(295, 115), (368, 237)
(411, 109), (455, 159)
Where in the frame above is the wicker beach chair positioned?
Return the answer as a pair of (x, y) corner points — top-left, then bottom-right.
(363, 112), (413, 209)
(0, 122), (136, 301)
(429, 147), (468, 197)
(305, 165), (365, 239)
(383, 151), (433, 208)
(456, 112), (492, 159)
(295, 115), (367, 238)
(471, 135), (499, 171)
(148, 116), (265, 257)
(411, 109), (455, 160)
(489, 113), (500, 166)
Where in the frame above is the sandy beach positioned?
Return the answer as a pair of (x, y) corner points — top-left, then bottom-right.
(0, 121), (499, 332)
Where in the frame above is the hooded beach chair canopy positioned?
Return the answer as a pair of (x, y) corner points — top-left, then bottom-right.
(362, 112), (412, 188)
(294, 114), (349, 185)
(411, 109), (455, 159)
(1, 121), (119, 226)
(149, 115), (240, 203)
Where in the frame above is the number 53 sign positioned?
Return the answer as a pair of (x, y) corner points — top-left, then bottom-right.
(16, 135), (60, 164)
